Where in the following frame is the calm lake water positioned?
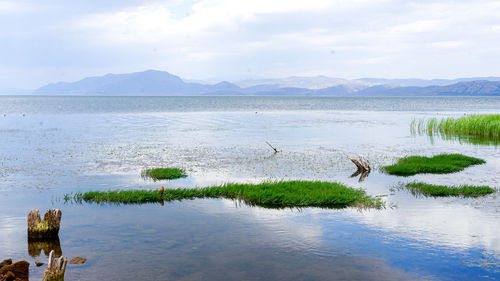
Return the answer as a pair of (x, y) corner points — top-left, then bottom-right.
(0, 96), (499, 280)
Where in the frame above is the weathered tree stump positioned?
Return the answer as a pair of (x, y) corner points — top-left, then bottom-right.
(0, 259), (12, 269)
(349, 156), (371, 172)
(27, 209), (62, 240)
(0, 260), (29, 281)
(42, 250), (67, 281)
(349, 156), (371, 182)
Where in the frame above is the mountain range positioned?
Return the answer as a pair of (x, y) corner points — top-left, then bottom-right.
(34, 70), (500, 96)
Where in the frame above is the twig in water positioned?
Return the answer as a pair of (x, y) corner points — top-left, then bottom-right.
(265, 141), (281, 153)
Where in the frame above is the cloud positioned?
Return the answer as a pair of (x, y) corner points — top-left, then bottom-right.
(0, 1), (21, 13)
(2, 0), (500, 88)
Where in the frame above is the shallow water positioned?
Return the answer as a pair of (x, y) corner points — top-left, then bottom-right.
(0, 96), (499, 280)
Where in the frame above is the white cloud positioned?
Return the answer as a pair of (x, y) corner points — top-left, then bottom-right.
(390, 20), (446, 33)
(427, 40), (464, 49)
(0, 1), (20, 13)
(3, 0), (500, 88)
(74, 0), (339, 44)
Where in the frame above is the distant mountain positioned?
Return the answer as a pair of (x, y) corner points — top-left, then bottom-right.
(354, 80), (500, 96)
(356, 77), (500, 87)
(33, 70), (500, 96)
(235, 76), (370, 90)
(34, 70), (242, 96)
(238, 76), (500, 88)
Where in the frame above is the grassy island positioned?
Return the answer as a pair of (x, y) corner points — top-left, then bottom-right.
(411, 114), (500, 143)
(383, 154), (485, 176)
(141, 168), (187, 180)
(71, 181), (384, 208)
(405, 182), (496, 197)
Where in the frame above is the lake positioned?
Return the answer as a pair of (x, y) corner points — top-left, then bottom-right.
(0, 96), (499, 280)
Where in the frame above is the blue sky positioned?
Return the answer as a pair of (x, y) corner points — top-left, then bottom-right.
(1, 0), (500, 89)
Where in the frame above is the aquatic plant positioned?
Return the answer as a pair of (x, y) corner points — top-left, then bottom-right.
(411, 114), (500, 145)
(405, 182), (495, 197)
(383, 154), (485, 176)
(70, 181), (384, 208)
(141, 167), (187, 180)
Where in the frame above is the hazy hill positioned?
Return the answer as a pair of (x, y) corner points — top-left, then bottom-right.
(235, 76), (370, 89)
(354, 80), (500, 96)
(33, 70), (500, 96)
(35, 70), (241, 95)
(357, 77), (500, 87)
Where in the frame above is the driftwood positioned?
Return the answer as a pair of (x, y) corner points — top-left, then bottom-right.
(27, 210), (62, 240)
(265, 141), (280, 154)
(349, 156), (371, 172)
(42, 250), (67, 281)
(349, 156), (371, 182)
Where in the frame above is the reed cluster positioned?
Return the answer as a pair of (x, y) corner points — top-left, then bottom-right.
(411, 114), (500, 139)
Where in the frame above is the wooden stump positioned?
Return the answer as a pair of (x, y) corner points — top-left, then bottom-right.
(0, 260), (29, 281)
(27, 209), (62, 240)
(349, 156), (371, 182)
(42, 250), (67, 281)
(348, 156), (371, 172)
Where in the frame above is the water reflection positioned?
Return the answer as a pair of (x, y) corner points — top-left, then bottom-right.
(350, 169), (370, 182)
(427, 133), (500, 146)
(1, 97), (500, 280)
(28, 237), (62, 258)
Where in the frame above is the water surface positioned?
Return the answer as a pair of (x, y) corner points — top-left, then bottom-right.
(0, 96), (499, 280)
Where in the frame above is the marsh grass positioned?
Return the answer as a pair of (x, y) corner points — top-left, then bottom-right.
(141, 168), (187, 180)
(70, 181), (384, 209)
(405, 182), (496, 197)
(411, 115), (500, 145)
(383, 154), (485, 176)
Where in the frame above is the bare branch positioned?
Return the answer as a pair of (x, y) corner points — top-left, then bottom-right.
(265, 141), (280, 153)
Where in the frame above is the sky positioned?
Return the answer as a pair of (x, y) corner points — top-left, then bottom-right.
(1, 0), (500, 89)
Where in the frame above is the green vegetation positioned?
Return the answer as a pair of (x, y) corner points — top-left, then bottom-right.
(141, 168), (187, 180)
(405, 182), (496, 197)
(383, 154), (485, 176)
(411, 115), (500, 145)
(70, 181), (384, 208)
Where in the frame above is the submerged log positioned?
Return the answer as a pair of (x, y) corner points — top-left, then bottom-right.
(42, 251), (67, 281)
(69, 257), (86, 265)
(27, 209), (62, 240)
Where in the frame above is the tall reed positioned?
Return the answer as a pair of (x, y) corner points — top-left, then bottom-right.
(411, 114), (500, 140)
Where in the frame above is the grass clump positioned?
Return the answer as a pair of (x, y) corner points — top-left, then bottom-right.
(71, 181), (384, 209)
(405, 182), (496, 197)
(141, 168), (187, 180)
(383, 154), (485, 176)
(411, 115), (500, 142)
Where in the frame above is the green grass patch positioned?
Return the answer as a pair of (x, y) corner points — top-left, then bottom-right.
(383, 154), (485, 176)
(411, 115), (500, 145)
(405, 182), (496, 197)
(141, 168), (187, 180)
(71, 181), (384, 209)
